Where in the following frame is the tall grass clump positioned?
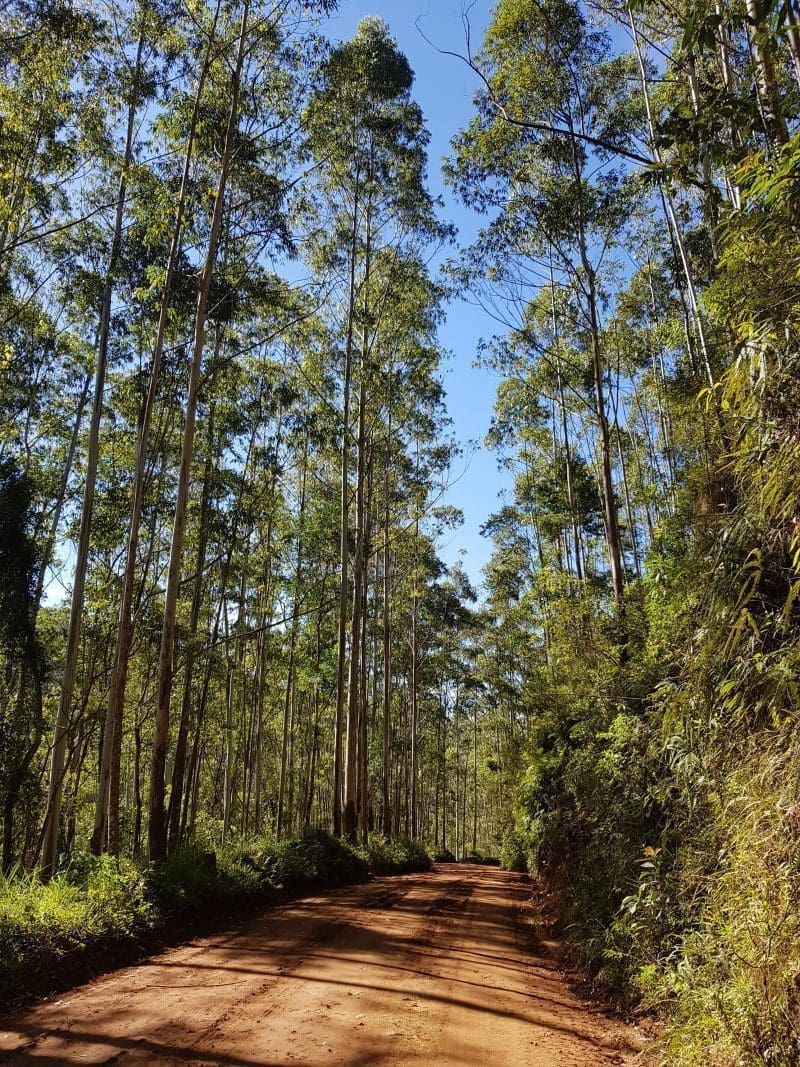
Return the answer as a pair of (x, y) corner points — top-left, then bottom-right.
(636, 740), (800, 1066)
(0, 855), (152, 1001)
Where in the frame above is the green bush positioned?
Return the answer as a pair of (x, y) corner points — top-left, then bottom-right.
(499, 830), (528, 872)
(254, 827), (368, 891)
(510, 590), (800, 1064)
(0, 829), (376, 1005)
(362, 834), (432, 875)
(461, 850), (500, 866)
(147, 842), (266, 916)
(0, 830), (441, 1006)
(632, 741), (800, 1066)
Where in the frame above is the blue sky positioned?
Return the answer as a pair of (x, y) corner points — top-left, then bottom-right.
(325, 2), (510, 590)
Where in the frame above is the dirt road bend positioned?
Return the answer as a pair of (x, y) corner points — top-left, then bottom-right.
(0, 864), (642, 1066)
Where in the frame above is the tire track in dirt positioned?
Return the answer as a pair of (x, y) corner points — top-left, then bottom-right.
(0, 866), (646, 1065)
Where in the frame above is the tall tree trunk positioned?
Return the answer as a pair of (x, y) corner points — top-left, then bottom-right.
(454, 703), (460, 861)
(358, 479), (373, 844)
(277, 443), (308, 838)
(549, 265), (583, 581)
(567, 122), (624, 613)
(343, 170), (373, 842)
(785, 0), (800, 87)
(149, 2), (249, 862)
(744, 0), (789, 146)
(587, 275), (624, 606)
(472, 703), (478, 856)
(222, 636), (235, 845)
(344, 378), (367, 841)
(40, 29), (145, 878)
(166, 409), (215, 853)
(91, 5), (220, 856)
(381, 379), (393, 837)
(410, 514), (419, 839)
(333, 176), (361, 838)
(304, 568), (328, 828)
(628, 7), (717, 389)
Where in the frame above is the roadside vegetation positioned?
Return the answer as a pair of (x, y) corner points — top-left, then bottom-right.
(449, 2), (800, 1062)
(0, 829), (433, 1004)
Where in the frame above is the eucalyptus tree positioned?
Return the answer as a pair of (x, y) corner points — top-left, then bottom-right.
(302, 17), (447, 839)
(414, 561), (478, 843)
(145, 0), (338, 862)
(446, 0), (643, 618)
(89, 0), (226, 858)
(0, 1), (99, 866)
(39, 0), (171, 878)
(0, 0), (104, 261)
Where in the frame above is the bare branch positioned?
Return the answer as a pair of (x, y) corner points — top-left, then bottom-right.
(414, 13), (659, 171)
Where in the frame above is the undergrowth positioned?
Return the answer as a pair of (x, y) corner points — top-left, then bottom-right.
(0, 827), (431, 1006)
(510, 641), (800, 1065)
(361, 834), (432, 875)
(637, 739), (800, 1066)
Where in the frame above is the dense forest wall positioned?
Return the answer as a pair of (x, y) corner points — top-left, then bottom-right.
(446, 1), (800, 1062)
(0, 5), (504, 879)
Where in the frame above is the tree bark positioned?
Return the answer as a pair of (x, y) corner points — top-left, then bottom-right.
(333, 177), (361, 838)
(344, 377), (367, 840)
(744, 0), (789, 146)
(277, 441), (308, 838)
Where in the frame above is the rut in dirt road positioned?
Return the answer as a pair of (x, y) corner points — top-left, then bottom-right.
(0, 865), (644, 1066)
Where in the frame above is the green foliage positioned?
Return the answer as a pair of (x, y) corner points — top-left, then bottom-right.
(0, 829), (434, 1004)
(254, 828), (368, 891)
(149, 830), (371, 911)
(499, 830), (527, 873)
(147, 843), (266, 916)
(461, 851), (501, 866)
(618, 739), (800, 1066)
(361, 834), (432, 875)
(446, 0), (800, 1057)
(0, 855), (152, 1002)
(5, 0), (800, 1059)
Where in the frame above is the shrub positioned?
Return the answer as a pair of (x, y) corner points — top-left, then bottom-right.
(461, 850), (500, 866)
(147, 842), (266, 917)
(253, 827), (368, 892)
(499, 830), (528, 873)
(0, 830), (372, 1005)
(634, 740), (800, 1066)
(362, 835), (432, 875)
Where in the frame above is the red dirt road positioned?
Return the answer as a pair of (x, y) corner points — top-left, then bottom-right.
(0, 865), (643, 1066)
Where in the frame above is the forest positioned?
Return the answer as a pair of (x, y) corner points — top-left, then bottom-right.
(1, 0), (800, 1062)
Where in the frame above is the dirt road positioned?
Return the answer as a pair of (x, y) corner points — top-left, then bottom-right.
(0, 865), (642, 1065)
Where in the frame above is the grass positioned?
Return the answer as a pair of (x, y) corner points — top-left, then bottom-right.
(634, 741), (800, 1066)
(0, 855), (154, 1004)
